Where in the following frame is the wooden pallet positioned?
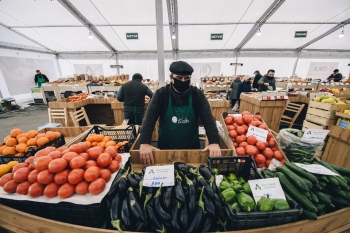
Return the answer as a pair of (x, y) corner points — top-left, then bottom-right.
(302, 120), (331, 130)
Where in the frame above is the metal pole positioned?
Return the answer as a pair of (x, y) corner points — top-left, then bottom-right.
(292, 51), (300, 77)
(56, 54), (63, 78)
(234, 51), (239, 76)
(115, 53), (120, 75)
(155, 0), (165, 87)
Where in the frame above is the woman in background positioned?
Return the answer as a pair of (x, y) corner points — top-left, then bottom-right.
(233, 75), (253, 111)
(229, 76), (241, 111)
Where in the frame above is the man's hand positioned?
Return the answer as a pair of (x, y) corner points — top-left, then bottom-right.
(202, 143), (221, 157)
(264, 83), (269, 87)
(140, 144), (159, 166)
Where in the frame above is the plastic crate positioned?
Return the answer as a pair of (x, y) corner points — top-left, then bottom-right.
(0, 134), (65, 164)
(81, 125), (137, 152)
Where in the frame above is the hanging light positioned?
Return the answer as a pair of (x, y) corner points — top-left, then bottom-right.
(339, 27), (344, 38)
(257, 28), (261, 36)
(88, 32), (93, 39)
(172, 33), (176, 39)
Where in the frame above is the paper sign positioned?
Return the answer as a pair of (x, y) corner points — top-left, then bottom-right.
(268, 158), (283, 172)
(246, 125), (268, 142)
(143, 165), (175, 187)
(294, 163), (338, 176)
(248, 178), (286, 203)
(300, 129), (329, 143)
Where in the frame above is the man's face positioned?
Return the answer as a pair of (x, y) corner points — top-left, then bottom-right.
(334, 71), (338, 74)
(267, 72), (275, 78)
(36, 71), (41, 74)
(170, 74), (191, 84)
(254, 72), (258, 77)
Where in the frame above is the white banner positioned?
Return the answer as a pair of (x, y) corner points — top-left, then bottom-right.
(306, 62), (339, 80)
(191, 62), (221, 83)
(73, 64), (104, 76)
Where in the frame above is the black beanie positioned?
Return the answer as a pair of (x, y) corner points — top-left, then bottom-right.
(169, 61), (194, 75)
(132, 73), (143, 80)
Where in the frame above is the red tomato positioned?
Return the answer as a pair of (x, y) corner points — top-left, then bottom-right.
(48, 151), (63, 159)
(274, 150), (283, 161)
(44, 182), (60, 198)
(280, 159), (285, 164)
(105, 146), (117, 158)
(88, 178), (106, 195)
(263, 148), (274, 159)
(108, 161), (120, 173)
(114, 154), (122, 163)
(3, 180), (20, 193)
(56, 146), (68, 152)
(12, 163), (28, 173)
(236, 126), (245, 135)
(99, 169), (111, 182)
(267, 133), (272, 140)
(257, 163), (265, 168)
(79, 152), (89, 161)
(54, 169), (70, 184)
(242, 115), (252, 124)
(28, 170), (40, 183)
(259, 124), (269, 130)
(0, 173), (13, 187)
(48, 158), (67, 173)
(85, 160), (97, 170)
(75, 181), (89, 195)
(68, 169), (84, 184)
(236, 135), (246, 144)
(16, 181), (32, 195)
(70, 156), (87, 169)
(233, 142), (239, 148)
(224, 117), (233, 125)
(97, 153), (112, 167)
(254, 115), (262, 121)
(61, 149), (70, 155)
(62, 152), (78, 163)
(245, 145), (258, 156)
(256, 141), (266, 150)
(239, 142), (249, 148)
(241, 111), (251, 115)
(254, 154), (266, 164)
(235, 117), (244, 126)
(268, 138), (276, 147)
(13, 167), (31, 183)
(229, 130), (238, 138)
(25, 157), (35, 165)
(227, 125), (235, 131)
(249, 121), (259, 127)
(87, 147), (104, 160)
(58, 183), (75, 198)
(28, 182), (45, 197)
(84, 166), (100, 182)
(33, 156), (53, 171)
(69, 144), (85, 154)
(236, 147), (246, 156)
(247, 135), (257, 145)
(270, 146), (278, 152)
(37, 169), (54, 184)
(265, 159), (272, 167)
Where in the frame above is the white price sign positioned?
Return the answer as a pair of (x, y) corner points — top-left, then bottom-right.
(248, 178), (286, 203)
(246, 125), (268, 142)
(143, 165), (175, 187)
(300, 129), (329, 143)
(294, 163), (338, 176)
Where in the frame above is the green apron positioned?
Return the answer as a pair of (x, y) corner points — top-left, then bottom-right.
(158, 90), (200, 149)
(37, 75), (45, 87)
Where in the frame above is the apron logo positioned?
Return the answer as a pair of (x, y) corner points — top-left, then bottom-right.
(172, 116), (177, 123)
(177, 117), (189, 124)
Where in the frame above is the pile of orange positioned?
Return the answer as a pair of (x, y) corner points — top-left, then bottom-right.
(0, 128), (61, 157)
(85, 134), (128, 151)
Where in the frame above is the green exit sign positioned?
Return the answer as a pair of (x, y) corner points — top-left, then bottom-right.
(126, 33), (138, 40)
(211, 34), (223, 40)
(295, 31), (307, 38)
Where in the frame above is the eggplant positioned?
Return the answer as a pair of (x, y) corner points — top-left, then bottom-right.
(134, 172), (143, 182)
(182, 172), (196, 215)
(118, 167), (130, 195)
(174, 162), (189, 173)
(146, 199), (164, 232)
(180, 201), (189, 230)
(171, 201), (181, 231)
(203, 191), (216, 217)
(198, 175), (214, 197)
(163, 186), (173, 209)
(201, 216), (213, 233)
(187, 187), (205, 233)
(127, 187), (145, 222)
(121, 197), (130, 228)
(110, 193), (123, 233)
(134, 221), (147, 232)
(154, 184), (172, 222)
(212, 193), (225, 221)
(107, 167), (126, 197)
(143, 187), (154, 214)
(199, 164), (213, 180)
(175, 171), (186, 203)
(127, 172), (139, 187)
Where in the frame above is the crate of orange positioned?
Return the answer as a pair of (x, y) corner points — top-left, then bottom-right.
(81, 125), (137, 153)
(0, 128), (65, 164)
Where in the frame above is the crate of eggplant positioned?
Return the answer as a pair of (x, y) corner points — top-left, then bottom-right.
(109, 162), (233, 232)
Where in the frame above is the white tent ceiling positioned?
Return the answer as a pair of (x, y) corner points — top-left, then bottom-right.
(0, 0), (349, 54)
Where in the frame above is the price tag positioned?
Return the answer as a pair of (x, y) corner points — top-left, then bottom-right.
(246, 125), (268, 142)
(143, 165), (175, 187)
(248, 178), (286, 203)
(300, 129), (329, 143)
(294, 163), (338, 176)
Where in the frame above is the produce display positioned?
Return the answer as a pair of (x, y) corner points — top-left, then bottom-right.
(319, 88), (344, 95)
(205, 92), (222, 99)
(67, 93), (90, 102)
(343, 109), (350, 115)
(224, 111), (285, 167)
(0, 142), (122, 198)
(84, 134), (128, 152)
(313, 95), (345, 104)
(0, 129), (62, 157)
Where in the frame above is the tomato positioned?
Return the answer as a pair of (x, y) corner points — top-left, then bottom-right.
(236, 147), (246, 156)
(263, 148), (274, 159)
(104, 146), (117, 158)
(28, 182), (45, 197)
(257, 163), (265, 168)
(280, 159), (285, 164)
(25, 157), (35, 165)
(254, 154), (266, 164)
(84, 166), (100, 182)
(44, 182), (60, 198)
(268, 138), (276, 147)
(267, 133), (272, 140)
(62, 152), (78, 163)
(235, 117), (244, 126)
(245, 145), (258, 156)
(70, 156), (86, 169)
(87, 147), (104, 160)
(0, 173), (13, 187)
(265, 159), (272, 167)
(274, 151), (283, 161)
(69, 144), (85, 154)
(34, 149), (51, 157)
(108, 161), (120, 173)
(88, 178), (106, 195)
(61, 149), (70, 155)
(78, 153), (89, 161)
(242, 115), (252, 124)
(37, 169), (54, 184)
(54, 169), (70, 184)
(254, 115), (262, 121)
(241, 111), (251, 115)
(58, 183), (75, 198)
(97, 153), (112, 167)
(13, 167), (31, 183)
(256, 141), (266, 150)
(242, 124), (248, 133)
(239, 142), (249, 148)
(68, 169), (84, 184)
(85, 160), (97, 170)
(48, 151), (62, 159)
(75, 181), (89, 195)
(4, 180), (20, 193)
(224, 117), (233, 125)
(233, 142), (239, 148)
(270, 146), (278, 152)
(229, 130), (237, 138)
(227, 125), (235, 131)
(249, 121), (259, 127)
(236, 126), (245, 135)
(33, 156), (53, 171)
(247, 135), (257, 145)
(48, 158), (67, 173)
(56, 146), (68, 152)
(99, 169), (111, 182)
(16, 181), (32, 195)
(236, 135), (246, 144)
(259, 124), (269, 130)
(265, 141), (269, 147)
(114, 154), (122, 163)
(12, 163), (28, 173)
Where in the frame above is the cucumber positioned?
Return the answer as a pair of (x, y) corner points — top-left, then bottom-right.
(315, 203), (325, 213)
(309, 190), (319, 203)
(304, 191), (312, 199)
(330, 188), (346, 198)
(314, 183), (322, 190)
(328, 176), (339, 186)
(319, 182), (327, 188)
(276, 166), (310, 193)
(262, 169), (275, 178)
(276, 172), (317, 213)
(328, 163), (350, 177)
(301, 209), (318, 220)
(334, 176), (350, 190)
(313, 190), (334, 207)
(343, 176), (350, 185)
(317, 175), (328, 183)
(284, 191), (294, 202)
(284, 161), (318, 184)
(330, 196), (350, 207)
(302, 178), (313, 189)
(316, 161), (348, 184)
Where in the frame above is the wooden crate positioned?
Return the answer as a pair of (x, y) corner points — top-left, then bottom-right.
(208, 100), (230, 121)
(48, 99), (90, 109)
(322, 125), (350, 169)
(219, 112), (235, 149)
(302, 120), (330, 130)
(37, 127), (92, 146)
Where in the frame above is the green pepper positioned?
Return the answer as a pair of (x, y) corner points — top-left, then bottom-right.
(242, 183), (252, 195)
(271, 198), (290, 210)
(237, 192), (255, 212)
(237, 177), (246, 184)
(231, 183), (243, 193)
(212, 168), (219, 175)
(231, 202), (241, 212)
(231, 180), (240, 185)
(221, 188), (236, 203)
(219, 181), (231, 191)
(223, 175), (228, 182)
(227, 173), (237, 183)
(257, 196), (274, 212)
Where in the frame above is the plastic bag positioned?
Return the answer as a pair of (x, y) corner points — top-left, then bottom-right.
(232, 101), (240, 111)
(276, 128), (324, 163)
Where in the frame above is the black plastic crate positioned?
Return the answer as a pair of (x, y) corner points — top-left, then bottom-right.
(0, 134), (65, 164)
(81, 125), (137, 152)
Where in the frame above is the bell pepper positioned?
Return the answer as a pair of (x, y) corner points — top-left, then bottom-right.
(242, 183), (252, 195)
(212, 168), (219, 175)
(271, 198), (290, 210)
(257, 196), (274, 212)
(223, 175), (228, 182)
(238, 177), (246, 184)
(227, 173), (237, 183)
(221, 188), (236, 203)
(237, 192), (255, 212)
(231, 183), (243, 193)
(231, 202), (241, 212)
(219, 181), (231, 191)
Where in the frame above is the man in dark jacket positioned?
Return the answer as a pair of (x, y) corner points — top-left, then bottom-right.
(229, 76), (241, 110)
(117, 73), (153, 125)
(139, 61), (221, 166)
(327, 69), (343, 82)
(257, 69), (276, 92)
(34, 70), (49, 87)
(252, 70), (262, 90)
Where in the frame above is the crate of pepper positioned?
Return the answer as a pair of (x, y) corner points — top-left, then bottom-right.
(209, 156), (302, 230)
(81, 125), (137, 153)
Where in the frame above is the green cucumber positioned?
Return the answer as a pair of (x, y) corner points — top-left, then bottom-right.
(319, 182), (327, 188)
(284, 191), (294, 202)
(328, 163), (350, 177)
(343, 176), (350, 185)
(301, 209), (318, 220)
(301, 177), (313, 189)
(314, 183), (322, 190)
(330, 196), (350, 207)
(328, 176), (339, 186)
(334, 176), (350, 190)
(330, 188), (346, 198)
(309, 190), (319, 203)
(316, 161), (348, 184)
(276, 166), (309, 193)
(315, 203), (325, 213)
(317, 175), (328, 183)
(276, 172), (317, 212)
(304, 191), (312, 199)
(284, 161), (318, 184)
(313, 190), (334, 207)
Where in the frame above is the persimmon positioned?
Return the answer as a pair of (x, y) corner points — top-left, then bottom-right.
(11, 128), (23, 137)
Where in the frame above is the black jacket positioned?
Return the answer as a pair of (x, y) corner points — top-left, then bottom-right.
(34, 74), (49, 84)
(229, 79), (242, 100)
(327, 73), (343, 82)
(117, 80), (153, 107)
(236, 82), (252, 100)
(253, 73), (262, 89)
(139, 85), (220, 145)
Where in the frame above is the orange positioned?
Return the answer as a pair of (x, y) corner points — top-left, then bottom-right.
(27, 138), (37, 146)
(45, 131), (56, 141)
(86, 135), (94, 142)
(27, 130), (38, 138)
(5, 138), (17, 147)
(4, 135), (12, 143)
(91, 142), (98, 147)
(0, 146), (7, 155)
(37, 137), (49, 147)
(86, 141), (92, 148)
(105, 141), (117, 147)
(35, 133), (46, 139)
(18, 136), (29, 144)
(93, 134), (104, 142)
(10, 128), (23, 137)
(3, 147), (16, 156)
(97, 142), (106, 149)
(15, 143), (28, 153)
(15, 153), (24, 157)
(54, 132), (61, 138)
(16, 133), (27, 140)
(102, 136), (112, 142)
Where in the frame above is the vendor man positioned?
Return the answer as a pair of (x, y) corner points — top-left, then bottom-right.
(327, 69), (343, 82)
(139, 61), (221, 166)
(34, 70), (49, 87)
(257, 69), (276, 92)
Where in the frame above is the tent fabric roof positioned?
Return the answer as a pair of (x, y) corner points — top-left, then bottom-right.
(0, 0), (349, 53)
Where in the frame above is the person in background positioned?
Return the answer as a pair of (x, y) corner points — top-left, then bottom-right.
(229, 76), (242, 111)
(252, 70), (262, 90)
(117, 73), (153, 125)
(233, 75), (253, 111)
(34, 70), (49, 87)
(327, 69), (343, 82)
(257, 69), (276, 92)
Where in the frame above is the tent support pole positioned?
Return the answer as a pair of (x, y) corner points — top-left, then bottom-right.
(56, 54), (63, 79)
(234, 51), (239, 76)
(155, 0), (165, 87)
(115, 53), (120, 75)
(292, 51), (300, 77)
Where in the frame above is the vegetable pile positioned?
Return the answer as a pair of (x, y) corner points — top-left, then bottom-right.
(224, 111), (285, 168)
(67, 93), (90, 102)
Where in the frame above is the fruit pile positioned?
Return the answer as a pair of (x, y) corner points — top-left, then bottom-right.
(343, 109), (350, 115)
(313, 95), (345, 104)
(319, 88), (344, 95)
(85, 134), (128, 152)
(0, 128), (62, 157)
(67, 93), (89, 102)
(224, 111), (285, 168)
(0, 142), (122, 198)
